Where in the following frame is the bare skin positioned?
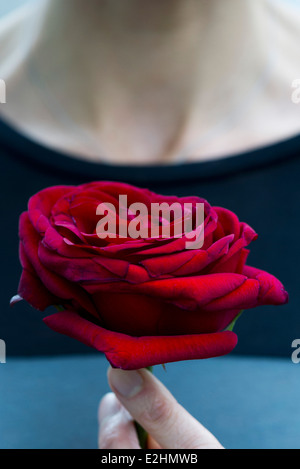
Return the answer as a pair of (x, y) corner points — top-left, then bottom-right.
(0, 0), (300, 164)
(99, 367), (223, 449)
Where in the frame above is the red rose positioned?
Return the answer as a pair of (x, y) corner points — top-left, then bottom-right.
(13, 182), (288, 369)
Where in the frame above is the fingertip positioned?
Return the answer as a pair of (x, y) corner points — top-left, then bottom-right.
(108, 367), (144, 399)
(98, 392), (121, 423)
(98, 390), (141, 449)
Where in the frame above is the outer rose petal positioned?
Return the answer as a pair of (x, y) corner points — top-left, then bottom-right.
(18, 269), (61, 311)
(18, 242), (63, 310)
(28, 186), (75, 233)
(243, 265), (289, 305)
(19, 212), (98, 317)
(43, 310), (238, 370)
(213, 207), (241, 240)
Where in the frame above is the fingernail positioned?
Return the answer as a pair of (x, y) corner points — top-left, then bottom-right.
(109, 368), (144, 398)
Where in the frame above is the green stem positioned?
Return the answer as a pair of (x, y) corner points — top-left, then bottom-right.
(135, 366), (153, 449)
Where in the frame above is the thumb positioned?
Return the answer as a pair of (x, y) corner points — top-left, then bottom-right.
(107, 367), (223, 450)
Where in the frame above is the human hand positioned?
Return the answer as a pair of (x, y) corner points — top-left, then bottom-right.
(98, 367), (224, 449)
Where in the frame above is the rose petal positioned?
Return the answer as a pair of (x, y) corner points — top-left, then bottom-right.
(243, 265), (289, 305)
(18, 268), (61, 311)
(19, 212), (98, 316)
(43, 310), (238, 369)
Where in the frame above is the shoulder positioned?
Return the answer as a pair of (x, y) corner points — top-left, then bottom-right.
(265, 0), (300, 35)
(0, 3), (46, 129)
(0, 3), (40, 77)
(264, 0), (300, 80)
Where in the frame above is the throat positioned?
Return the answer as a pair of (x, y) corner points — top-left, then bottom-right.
(0, 0), (273, 164)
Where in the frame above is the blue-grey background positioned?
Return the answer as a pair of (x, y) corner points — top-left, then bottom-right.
(0, 0), (300, 450)
(1, 354), (300, 450)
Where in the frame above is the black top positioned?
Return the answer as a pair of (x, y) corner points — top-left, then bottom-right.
(1, 116), (299, 358)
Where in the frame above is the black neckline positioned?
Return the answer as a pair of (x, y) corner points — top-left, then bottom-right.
(1, 115), (300, 185)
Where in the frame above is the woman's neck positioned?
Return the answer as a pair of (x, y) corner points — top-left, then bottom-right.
(2, 0), (273, 163)
(39, 0), (267, 95)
